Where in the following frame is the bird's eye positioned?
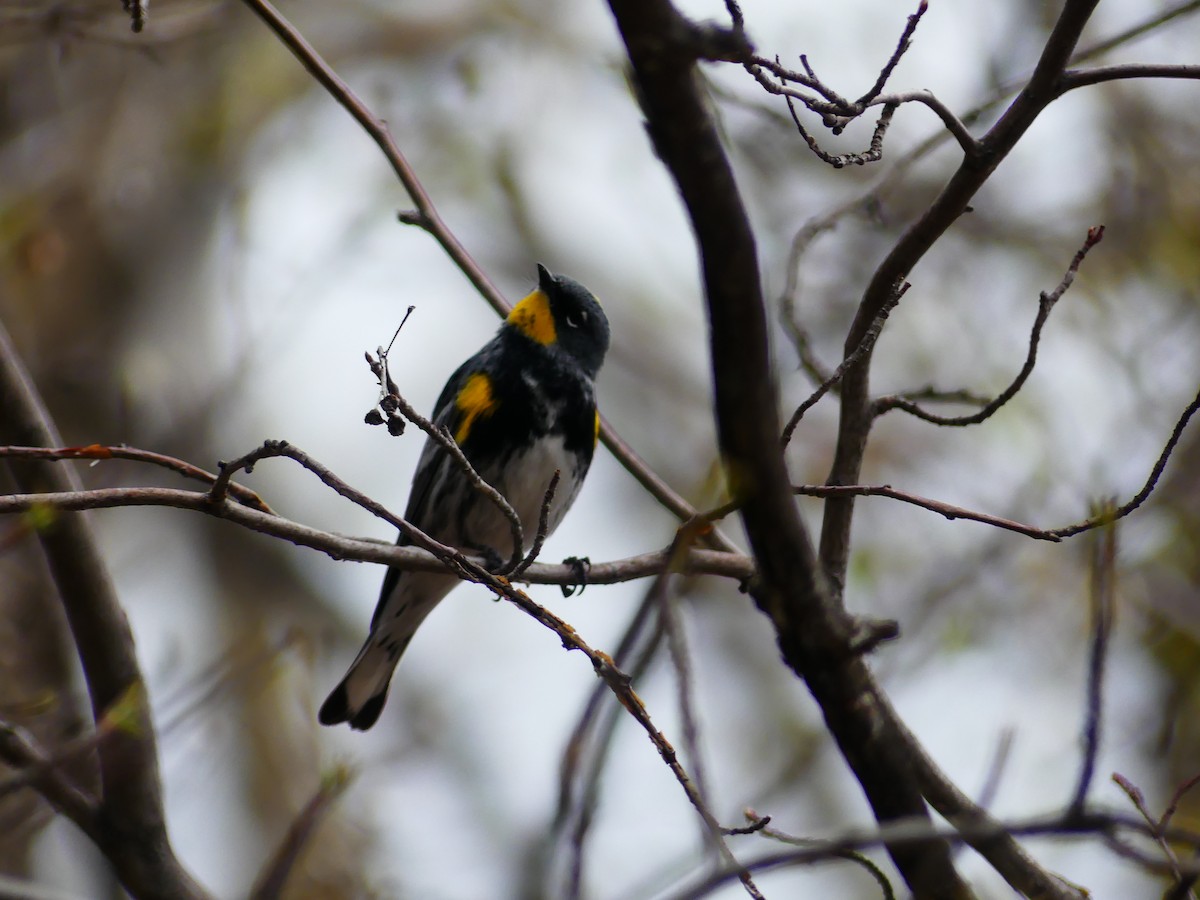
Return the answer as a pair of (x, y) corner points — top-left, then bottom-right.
(565, 311), (587, 328)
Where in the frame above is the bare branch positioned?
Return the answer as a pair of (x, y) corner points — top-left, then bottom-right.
(511, 471), (560, 579)
(1058, 63), (1200, 94)
(855, 0), (929, 106)
(1050, 382), (1200, 539)
(741, 811), (896, 898)
(784, 93), (897, 169)
(794, 484), (1061, 542)
(0, 721), (99, 841)
(548, 591), (663, 899)
(1069, 508), (1116, 815)
(782, 283), (906, 446)
(873, 225), (1105, 425)
(0, 321), (208, 898)
(0, 444), (271, 511)
(1072, 1), (1200, 63)
(610, 1), (973, 894)
(365, 348), (526, 575)
(0, 485), (754, 584)
(867, 90), (979, 154)
(249, 769), (353, 900)
(1112, 773), (1194, 895)
(820, 0), (1105, 597)
(667, 807), (1200, 900)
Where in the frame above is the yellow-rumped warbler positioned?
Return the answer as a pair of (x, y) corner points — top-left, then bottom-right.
(319, 264), (610, 730)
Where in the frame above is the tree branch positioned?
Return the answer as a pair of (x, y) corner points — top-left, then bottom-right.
(0, 484), (754, 584)
(873, 225), (1104, 425)
(0, 320), (208, 899)
(607, 2), (972, 895)
(818, 0), (1102, 598)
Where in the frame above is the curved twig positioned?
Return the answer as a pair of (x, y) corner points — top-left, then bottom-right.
(873, 225), (1104, 425)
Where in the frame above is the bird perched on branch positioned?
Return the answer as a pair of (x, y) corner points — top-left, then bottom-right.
(319, 264), (610, 730)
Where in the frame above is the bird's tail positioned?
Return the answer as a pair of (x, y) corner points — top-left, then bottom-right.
(319, 577), (452, 730)
(318, 638), (400, 731)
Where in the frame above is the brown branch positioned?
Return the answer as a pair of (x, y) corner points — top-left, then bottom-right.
(1057, 63), (1200, 93)
(667, 807), (1200, 900)
(0, 485), (753, 583)
(511, 471), (560, 579)
(1070, 508), (1117, 815)
(873, 225), (1104, 425)
(1050, 382), (1200, 538)
(856, 0), (928, 106)
(0, 720), (99, 842)
(249, 769), (352, 900)
(794, 484), (1061, 542)
(783, 92), (897, 169)
(0, 445), (750, 880)
(608, 1), (973, 895)
(782, 283), (905, 446)
(0, 444), (272, 512)
(1112, 773), (1193, 895)
(744, 0), (928, 119)
(549, 590), (664, 900)
(652, 533), (762, 897)
(0, 321), (208, 898)
(819, 0), (1103, 600)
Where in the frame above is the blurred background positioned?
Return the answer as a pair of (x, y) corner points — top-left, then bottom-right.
(2, 0), (1199, 897)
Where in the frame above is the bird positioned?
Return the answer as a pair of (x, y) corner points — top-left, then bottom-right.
(319, 264), (610, 730)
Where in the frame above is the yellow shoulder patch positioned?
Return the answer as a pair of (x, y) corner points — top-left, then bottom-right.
(507, 289), (557, 345)
(454, 373), (498, 444)
(594, 409), (601, 448)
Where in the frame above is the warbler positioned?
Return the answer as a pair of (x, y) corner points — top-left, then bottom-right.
(319, 264), (610, 730)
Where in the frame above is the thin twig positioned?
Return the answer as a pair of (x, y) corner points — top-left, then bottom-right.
(248, 769), (353, 900)
(1057, 63), (1200, 94)
(856, 0), (929, 106)
(0, 444), (271, 511)
(17, 437), (728, 840)
(743, 812), (896, 899)
(0, 320), (208, 898)
(873, 225), (1105, 425)
(1051, 382), (1200, 538)
(512, 471), (560, 579)
(1112, 772), (1193, 895)
(976, 728), (1016, 812)
(647, 530), (764, 900)
(783, 92), (897, 169)
(367, 348), (526, 574)
(667, 806), (1200, 900)
(797, 483), (1060, 541)
(1070, 506), (1116, 816)
(0, 721), (99, 841)
(553, 590), (664, 900)
(866, 90), (979, 154)
(782, 283), (906, 446)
